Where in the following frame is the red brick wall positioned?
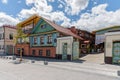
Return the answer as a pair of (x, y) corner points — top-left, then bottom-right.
(15, 43), (30, 56)
(30, 47), (56, 58)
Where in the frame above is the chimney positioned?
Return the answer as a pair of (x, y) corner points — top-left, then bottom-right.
(70, 26), (77, 34)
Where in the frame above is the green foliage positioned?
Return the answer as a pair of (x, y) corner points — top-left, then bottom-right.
(14, 24), (28, 44)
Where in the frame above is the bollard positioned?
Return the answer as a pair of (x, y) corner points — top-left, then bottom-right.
(44, 60), (48, 65)
(118, 71), (120, 76)
(31, 60), (35, 63)
(6, 57), (8, 59)
(9, 57), (12, 59)
(12, 56), (16, 60)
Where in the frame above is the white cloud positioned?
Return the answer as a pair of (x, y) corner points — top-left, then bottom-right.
(73, 4), (120, 31)
(51, 11), (71, 27)
(18, 0), (71, 28)
(18, 8), (37, 19)
(19, 0), (53, 19)
(0, 12), (19, 26)
(93, 1), (97, 5)
(58, 4), (63, 8)
(1, 0), (8, 4)
(18, 1), (120, 32)
(25, 0), (34, 6)
(64, 0), (89, 15)
(18, 0), (21, 4)
(48, 0), (54, 2)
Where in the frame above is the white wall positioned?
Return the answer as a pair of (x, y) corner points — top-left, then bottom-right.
(0, 27), (4, 54)
(105, 32), (120, 57)
(56, 36), (73, 55)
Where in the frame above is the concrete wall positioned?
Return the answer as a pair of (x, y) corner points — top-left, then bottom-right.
(56, 36), (73, 55)
(0, 27), (4, 54)
(4, 27), (16, 54)
(105, 32), (120, 64)
(105, 32), (120, 57)
(4, 27), (16, 46)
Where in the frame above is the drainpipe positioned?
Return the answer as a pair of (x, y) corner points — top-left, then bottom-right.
(3, 26), (5, 55)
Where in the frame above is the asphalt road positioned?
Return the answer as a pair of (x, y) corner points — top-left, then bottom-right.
(0, 59), (119, 80)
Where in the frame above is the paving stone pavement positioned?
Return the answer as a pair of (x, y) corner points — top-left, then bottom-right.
(0, 58), (120, 80)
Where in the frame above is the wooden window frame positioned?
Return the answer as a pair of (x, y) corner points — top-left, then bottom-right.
(40, 36), (44, 44)
(34, 36), (37, 45)
(39, 50), (43, 56)
(46, 49), (51, 57)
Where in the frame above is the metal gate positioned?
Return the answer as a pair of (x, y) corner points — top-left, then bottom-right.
(62, 43), (67, 60)
(113, 42), (120, 63)
(72, 42), (79, 60)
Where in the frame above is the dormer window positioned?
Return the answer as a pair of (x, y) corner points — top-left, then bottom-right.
(41, 24), (46, 29)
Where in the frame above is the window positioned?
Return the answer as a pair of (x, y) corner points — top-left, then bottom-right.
(32, 50), (36, 55)
(81, 44), (87, 48)
(46, 49), (51, 57)
(41, 24), (46, 29)
(47, 35), (52, 44)
(1, 45), (4, 50)
(9, 33), (13, 40)
(54, 39), (57, 43)
(39, 50), (43, 56)
(40, 36), (44, 44)
(34, 37), (37, 45)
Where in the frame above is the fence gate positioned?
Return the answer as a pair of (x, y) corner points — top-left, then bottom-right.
(73, 42), (79, 60)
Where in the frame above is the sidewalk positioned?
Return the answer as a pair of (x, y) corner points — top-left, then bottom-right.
(32, 60), (120, 77)
(1, 55), (120, 78)
(16, 56), (120, 77)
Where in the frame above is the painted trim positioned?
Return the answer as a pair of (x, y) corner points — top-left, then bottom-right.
(94, 26), (120, 32)
(31, 19), (43, 33)
(105, 32), (120, 36)
(30, 31), (58, 36)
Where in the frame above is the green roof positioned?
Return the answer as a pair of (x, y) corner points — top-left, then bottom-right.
(94, 25), (120, 32)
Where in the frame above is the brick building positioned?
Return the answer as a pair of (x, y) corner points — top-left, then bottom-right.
(68, 26), (95, 54)
(0, 25), (16, 55)
(15, 14), (83, 60)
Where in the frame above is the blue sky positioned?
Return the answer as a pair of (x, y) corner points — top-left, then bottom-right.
(0, 0), (120, 31)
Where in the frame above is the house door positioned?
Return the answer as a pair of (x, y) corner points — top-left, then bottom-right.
(22, 48), (24, 56)
(113, 42), (120, 63)
(62, 43), (67, 60)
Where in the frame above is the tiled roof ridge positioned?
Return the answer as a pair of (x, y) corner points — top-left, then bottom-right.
(2, 25), (16, 29)
(42, 17), (83, 40)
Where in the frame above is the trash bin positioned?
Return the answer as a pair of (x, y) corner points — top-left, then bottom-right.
(44, 60), (48, 65)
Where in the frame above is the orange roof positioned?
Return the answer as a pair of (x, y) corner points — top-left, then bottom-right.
(43, 17), (83, 40)
(17, 14), (40, 28)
